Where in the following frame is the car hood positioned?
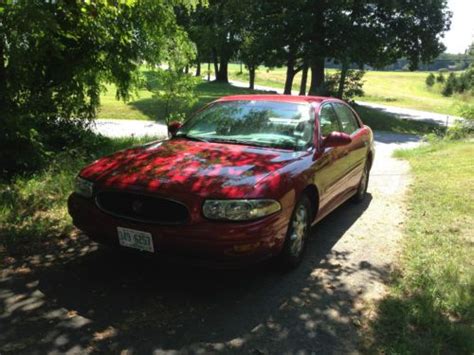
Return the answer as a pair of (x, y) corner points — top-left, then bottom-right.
(80, 138), (307, 198)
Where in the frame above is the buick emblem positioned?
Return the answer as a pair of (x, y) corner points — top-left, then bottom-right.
(132, 200), (143, 214)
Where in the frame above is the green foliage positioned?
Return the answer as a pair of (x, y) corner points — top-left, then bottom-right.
(445, 103), (474, 140)
(436, 72), (446, 83)
(0, 0), (198, 178)
(152, 69), (200, 123)
(441, 73), (456, 96)
(425, 73), (435, 87)
(325, 70), (365, 101)
(442, 69), (474, 97)
(371, 141), (474, 354)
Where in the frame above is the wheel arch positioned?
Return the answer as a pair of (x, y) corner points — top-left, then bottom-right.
(301, 184), (319, 223)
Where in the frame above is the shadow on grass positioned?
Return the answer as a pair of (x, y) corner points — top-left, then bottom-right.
(369, 288), (474, 353)
(0, 195), (387, 354)
(354, 104), (446, 136)
(128, 81), (272, 122)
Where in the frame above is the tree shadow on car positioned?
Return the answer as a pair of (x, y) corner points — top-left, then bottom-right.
(1, 194), (389, 354)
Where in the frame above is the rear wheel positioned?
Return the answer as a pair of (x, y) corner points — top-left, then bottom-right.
(277, 195), (312, 270)
(353, 161), (370, 203)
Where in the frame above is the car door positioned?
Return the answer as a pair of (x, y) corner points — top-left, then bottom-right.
(331, 102), (367, 194)
(312, 103), (349, 214)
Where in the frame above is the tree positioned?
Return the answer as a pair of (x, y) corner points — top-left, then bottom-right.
(426, 73), (436, 87)
(306, 0), (452, 95)
(442, 73), (457, 96)
(0, 0), (199, 177)
(186, 0), (247, 83)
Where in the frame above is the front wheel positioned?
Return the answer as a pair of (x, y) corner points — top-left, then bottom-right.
(277, 195), (312, 270)
(353, 161), (370, 203)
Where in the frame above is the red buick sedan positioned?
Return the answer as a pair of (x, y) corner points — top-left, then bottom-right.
(68, 95), (374, 269)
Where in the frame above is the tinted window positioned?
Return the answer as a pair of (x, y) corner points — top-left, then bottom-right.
(319, 104), (340, 136)
(333, 103), (359, 134)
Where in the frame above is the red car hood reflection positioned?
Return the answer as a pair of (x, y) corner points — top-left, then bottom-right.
(80, 138), (307, 198)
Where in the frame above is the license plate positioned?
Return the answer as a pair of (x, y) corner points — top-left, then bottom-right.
(117, 227), (154, 253)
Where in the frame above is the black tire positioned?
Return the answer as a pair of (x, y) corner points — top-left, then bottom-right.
(353, 161), (370, 203)
(277, 195), (312, 270)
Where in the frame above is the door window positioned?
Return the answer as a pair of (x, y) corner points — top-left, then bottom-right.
(332, 103), (360, 135)
(319, 104), (341, 137)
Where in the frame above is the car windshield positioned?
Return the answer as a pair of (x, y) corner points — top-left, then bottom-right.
(176, 100), (314, 150)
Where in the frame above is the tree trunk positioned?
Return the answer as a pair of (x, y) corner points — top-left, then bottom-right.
(284, 66), (295, 95)
(207, 62), (211, 81)
(212, 48), (219, 80)
(195, 62), (201, 77)
(184, 65), (189, 74)
(309, 57), (326, 95)
(337, 62), (349, 99)
(0, 39), (6, 109)
(299, 61), (309, 96)
(249, 66), (256, 90)
(216, 58), (229, 82)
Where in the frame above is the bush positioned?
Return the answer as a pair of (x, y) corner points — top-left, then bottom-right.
(436, 73), (445, 83)
(442, 73), (457, 96)
(322, 69), (365, 101)
(425, 73), (435, 87)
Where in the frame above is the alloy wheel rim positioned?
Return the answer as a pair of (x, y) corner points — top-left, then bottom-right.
(290, 205), (308, 256)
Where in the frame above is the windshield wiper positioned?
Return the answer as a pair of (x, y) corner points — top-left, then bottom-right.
(175, 133), (209, 143)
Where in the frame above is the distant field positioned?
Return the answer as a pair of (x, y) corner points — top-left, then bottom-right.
(226, 64), (471, 116)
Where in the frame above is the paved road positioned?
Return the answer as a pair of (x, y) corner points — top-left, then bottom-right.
(0, 131), (420, 354)
(94, 119), (168, 138)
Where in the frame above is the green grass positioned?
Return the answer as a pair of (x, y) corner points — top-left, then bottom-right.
(353, 104), (444, 136)
(98, 75), (440, 136)
(0, 135), (158, 257)
(226, 64), (472, 116)
(98, 75), (265, 122)
(369, 141), (474, 353)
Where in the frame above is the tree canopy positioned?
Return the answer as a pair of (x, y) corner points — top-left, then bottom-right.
(0, 0), (200, 176)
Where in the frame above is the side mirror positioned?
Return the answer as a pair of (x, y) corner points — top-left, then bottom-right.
(323, 131), (352, 148)
(168, 121), (183, 137)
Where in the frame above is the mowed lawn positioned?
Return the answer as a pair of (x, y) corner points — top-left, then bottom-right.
(369, 141), (474, 353)
(98, 79), (262, 121)
(226, 64), (471, 116)
(98, 73), (441, 135)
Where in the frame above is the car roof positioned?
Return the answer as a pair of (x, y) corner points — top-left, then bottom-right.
(215, 94), (340, 105)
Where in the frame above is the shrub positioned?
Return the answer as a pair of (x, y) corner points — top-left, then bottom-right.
(442, 104), (474, 140)
(152, 69), (199, 124)
(442, 73), (457, 96)
(322, 70), (365, 101)
(436, 73), (445, 83)
(425, 73), (436, 87)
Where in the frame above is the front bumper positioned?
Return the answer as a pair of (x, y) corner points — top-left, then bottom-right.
(68, 193), (291, 268)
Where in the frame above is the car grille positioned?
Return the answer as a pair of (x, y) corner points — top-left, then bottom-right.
(95, 191), (189, 224)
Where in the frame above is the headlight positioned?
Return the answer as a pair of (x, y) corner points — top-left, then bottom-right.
(74, 176), (94, 198)
(203, 199), (281, 221)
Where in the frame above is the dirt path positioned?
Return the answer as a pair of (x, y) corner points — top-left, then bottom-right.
(0, 132), (420, 354)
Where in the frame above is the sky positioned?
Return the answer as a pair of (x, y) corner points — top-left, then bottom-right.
(443, 0), (474, 53)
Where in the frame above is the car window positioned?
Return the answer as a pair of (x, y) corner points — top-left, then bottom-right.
(332, 103), (360, 135)
(319, 104), (341, 137)
(177, 101), (314, 150)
